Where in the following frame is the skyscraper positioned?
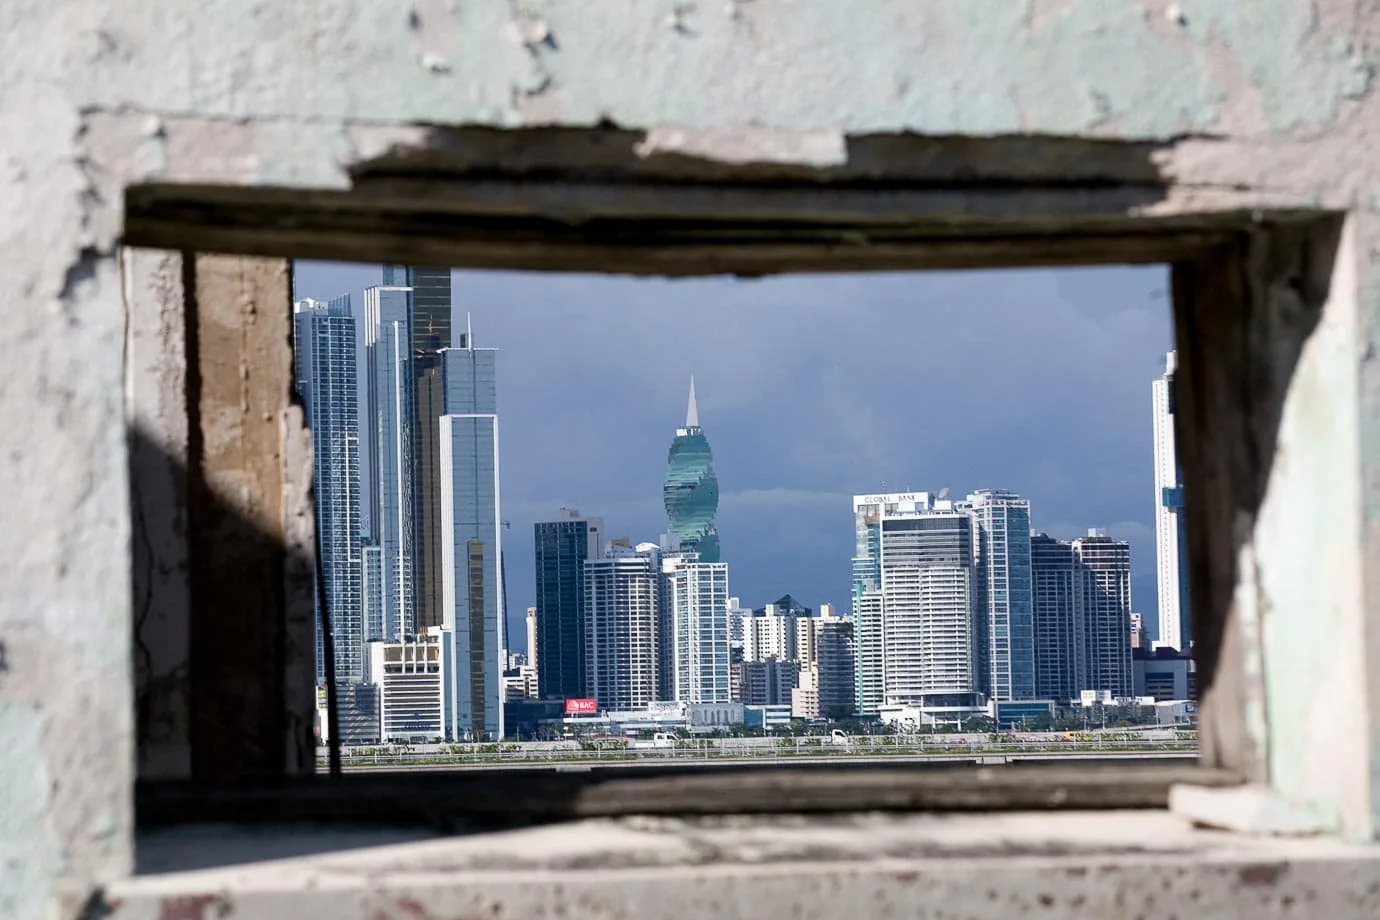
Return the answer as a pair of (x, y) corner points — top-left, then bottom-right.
(292, 297), (364, 682)
(534, 508), (605, 700)
(384, 265), (457, 635)
(964, 489), (1035, 702)
(1030, 532), (1082, 701)
(851, 493), (983, 713)
(850, 500), (885, 714)
(584, 543), (661, 710)
(663, 377), (721, 562)
(364, 285), (415, 640)
(1153, 350), (1191, 651)
(437, 329), (503, 739)
(1072, 530), (1134, 698)
(667, 555), (732, 704)
(1031, 529), (1134, 701)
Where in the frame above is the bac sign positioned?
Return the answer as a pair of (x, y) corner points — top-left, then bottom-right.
(565, 697), (598, 714)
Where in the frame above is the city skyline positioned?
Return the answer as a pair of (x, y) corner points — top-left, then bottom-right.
(292, 262), (1172, 652)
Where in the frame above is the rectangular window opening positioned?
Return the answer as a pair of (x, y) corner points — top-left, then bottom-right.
(122, 168), (1300, 868)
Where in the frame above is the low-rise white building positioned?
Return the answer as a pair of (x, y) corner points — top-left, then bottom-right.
(370, 627), (453, 742)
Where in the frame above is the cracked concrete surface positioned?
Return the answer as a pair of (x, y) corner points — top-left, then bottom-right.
(6, 0), (1380, 916)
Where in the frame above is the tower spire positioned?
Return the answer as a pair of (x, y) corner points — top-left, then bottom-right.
(686, 375), (699, 428)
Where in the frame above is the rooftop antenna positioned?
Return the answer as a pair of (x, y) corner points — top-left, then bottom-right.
(466, 311), (473, 348)
(937, 486), (950, 500)
(686, 375), (699, 428)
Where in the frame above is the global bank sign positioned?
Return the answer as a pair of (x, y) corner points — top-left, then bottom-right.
(565, 698), (598, 714)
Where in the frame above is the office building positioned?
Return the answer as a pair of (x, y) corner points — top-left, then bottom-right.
(663, 377), (721, 562)
(363, 285), (415, 640)
(1030, 532), (1082, 701)
(667, 555), (732, 704)
(380, 266), (455, 635)
(1031, 529), (1135, 701)
(584, 543), (661, 710)
(813, 611), (857, 718)
(292, 297), (364, 682)
(534, 508), (605, 699)
(1153, 350), (1192, 651)
(964, 489), (1035, 702)
(370, 628), (452, 742)
(437, 329), (503, 740)
(1134, 646), (1196, 701)
(1072, 529), (1134, 698)
(852, 493), (982, 713)
(738, 659), (799, 706)
(361, 544), (383, 645)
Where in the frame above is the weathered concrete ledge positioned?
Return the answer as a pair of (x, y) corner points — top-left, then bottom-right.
(103, 811), (1380, 919)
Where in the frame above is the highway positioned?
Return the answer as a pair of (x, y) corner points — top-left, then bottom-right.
(327, 749), (1197, 773)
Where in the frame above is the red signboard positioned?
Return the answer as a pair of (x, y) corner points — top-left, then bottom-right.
(565, 697), (598, 714)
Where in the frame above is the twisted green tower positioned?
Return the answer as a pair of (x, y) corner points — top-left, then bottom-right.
(663, 377), (721, 562)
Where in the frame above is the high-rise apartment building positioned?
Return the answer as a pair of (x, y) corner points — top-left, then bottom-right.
(293, 297), (364, 682)
(526, 606), (538, 670)
(437, 334), (503, 740)
(533, 508), (605, 700)
(1072, 530), (1134, 698)
(385, 266), (457, 635)
(361, 545), (384, 647)
(584, 543), (661, 710)
(663, 377), (721, 562)
(364, 285), (415, 640)
(852, 493), (983, 713)
(963, 489), (1035, 702)
(1030, 529), (1134, 701)
(850, 496), (885, 714)
(743, 605), (797, 663)
(1030, 532), (1082, 701)
(667, 556), (732, 703)
(797, 610), (856, 717)
(1153, 350), (1191, 651)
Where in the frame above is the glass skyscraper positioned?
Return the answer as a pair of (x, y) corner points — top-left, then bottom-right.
(963, 489), (1035, 702)
(383, 265), (456, 635)
(438, 331), (503, 739)
(663, 377), (721, 562)
(534, 509), (605, 700)
(1030, 531), (1081, 701)
(364, 285), (415, 641)
(293, 296), (363, 682)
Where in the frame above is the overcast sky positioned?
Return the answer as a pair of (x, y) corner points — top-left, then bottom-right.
(293, 262), (1173, 653)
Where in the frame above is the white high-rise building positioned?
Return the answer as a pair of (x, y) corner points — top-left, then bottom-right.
(743, 605), (797, 662)
(667, 556), (732, 704)
(852, 493), (982, 713)
(364, 285), (415, 641)
(1152, 350), (1191, 651)
(584, 543), (660, 710)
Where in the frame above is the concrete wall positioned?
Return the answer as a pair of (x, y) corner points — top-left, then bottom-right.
(4, 0), (1380, 916)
